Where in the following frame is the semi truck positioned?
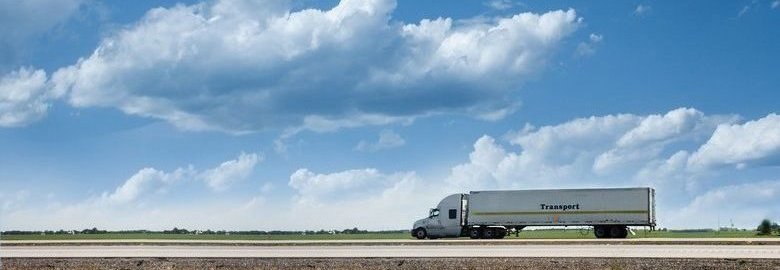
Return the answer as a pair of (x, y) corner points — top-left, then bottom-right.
(411, 187), (655, 239)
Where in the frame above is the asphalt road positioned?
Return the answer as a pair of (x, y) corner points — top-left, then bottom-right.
(3, 238), (780, 246)
(2, 244), (780, 258)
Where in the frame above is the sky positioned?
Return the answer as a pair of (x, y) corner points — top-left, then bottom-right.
(0, 0), (779, 231)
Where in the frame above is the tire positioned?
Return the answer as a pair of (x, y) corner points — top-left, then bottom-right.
(609, 226), (626, 239)
(414, 228), (427, 240)
(495, 228), (507, 239)
(483, 228), (496, 239)
(614, 226), (629, 238)
(469, 228), (481, 239)
(619, 228), (628, 238)
(594, 226), (608, 239)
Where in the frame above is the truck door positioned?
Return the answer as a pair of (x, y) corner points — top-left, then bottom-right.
(426, 208), (444, 235)
(436, 194), (464, 237)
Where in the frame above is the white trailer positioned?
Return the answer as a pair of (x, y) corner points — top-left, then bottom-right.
(411, 187), (655, 239)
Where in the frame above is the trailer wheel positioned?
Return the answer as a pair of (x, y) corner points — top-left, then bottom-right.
(469, 228), (481, 239)
(414, 228), (427, 240)
(594, 226), (609, 239)
(610, 226), (628, 238)
(495, 228), (506, 239)
(483, 228), (496, 239)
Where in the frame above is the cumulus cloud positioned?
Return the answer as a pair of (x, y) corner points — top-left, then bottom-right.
(447, 108), (740, 191)
(201, 153), (261, 191)
(593, 108), (732, 174)
(103, 167), (195, 204)
(672, 180), (780, 228)
(289, 168), (416, 202)
(45, 0), (580, 133)
(575, 33), (602, 56)
(616, 108), (707, 148)
(3, 166), (427, 230)
(687, 113), (780, 170)
(355, 129), (405, 152)
(0, 67), (62, 127)
(452, 113), (644, 190)
(103, 152), (260, 203)
(773, 1), (780, 9)
(285, 167), (434, 229)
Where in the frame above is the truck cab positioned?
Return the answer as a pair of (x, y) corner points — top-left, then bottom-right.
(411, 194), (465, 239)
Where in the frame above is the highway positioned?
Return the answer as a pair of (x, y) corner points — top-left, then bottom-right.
(3, 238), (780, 245)
(2, 244), (780, 258)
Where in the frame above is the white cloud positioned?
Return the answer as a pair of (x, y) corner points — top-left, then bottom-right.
(201, 153), (261, 191)
(286, 167), (434, 229)
(575, 33), (602, 56)
(452, 113), (645, 190)
(486, 0), (513, 11)
(773, 1), (780, 9)
(289, 168), (413, 201)
(46, 0), (580, 133)
(672, 180), (780, 229)
(593, 108), (732, 174)
(616, 108), (706, 148)
(103, 152), (260, 203)
(103, 167), (195, 204)
(355, 129), (406, 152)
(687, 113), (780, 170)
(633, 4), (652, 16)
(3, 166), (429, 231)
(0, 67), (59, 127)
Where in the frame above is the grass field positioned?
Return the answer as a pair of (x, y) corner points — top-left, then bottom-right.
(1, 229), (771, 241)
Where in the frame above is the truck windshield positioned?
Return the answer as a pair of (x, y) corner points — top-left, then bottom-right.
(429, 208), (439, 218)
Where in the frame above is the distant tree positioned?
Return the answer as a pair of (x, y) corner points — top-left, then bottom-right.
(772, 222), (780, 235)
(758, 219), (772, 235)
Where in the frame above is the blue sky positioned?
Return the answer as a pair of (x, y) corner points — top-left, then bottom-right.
(1, 0), (779, 231)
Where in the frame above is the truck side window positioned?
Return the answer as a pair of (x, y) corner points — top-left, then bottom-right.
(449, 209), (457, 219)
(429, 208), (439, 218)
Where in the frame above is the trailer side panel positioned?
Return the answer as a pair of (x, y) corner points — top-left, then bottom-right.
(467, 188), (654, 227)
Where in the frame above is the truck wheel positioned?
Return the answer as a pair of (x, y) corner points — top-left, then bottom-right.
(495, 228), (506, 239)
(414, 228), (427, 240)
(619, 227), (628, 238)
(594, 226), (609, 238)
(610, 226), (628, 238)
(483, 228), (496, 239)
(469, 228), (481, 239)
